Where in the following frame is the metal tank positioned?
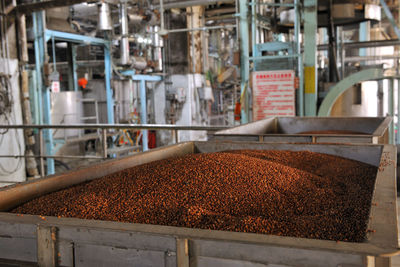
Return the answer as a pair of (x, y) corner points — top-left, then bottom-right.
(0, 141), (398, 266)
(51, 91), (84, 140)
(213, 116), (391, 144)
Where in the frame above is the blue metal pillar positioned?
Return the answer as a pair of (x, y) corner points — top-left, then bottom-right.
(139, 80), (148, 151)
(33, 11), (55, 175)
(359, 21), (370, 59)
(380, 0), (400, 40)
(239, 0), (249, 123)
(120, 72), (162, 152)
(104, 44), (114, 124)
(32, 13), (43, 125)
(303, 0), (318, 116)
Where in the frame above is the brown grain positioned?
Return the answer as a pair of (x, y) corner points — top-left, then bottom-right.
(11, 150), (377, 242)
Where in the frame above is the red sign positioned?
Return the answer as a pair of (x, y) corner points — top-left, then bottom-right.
(252, 70), (295, 120)
(51, 81), (60, 93)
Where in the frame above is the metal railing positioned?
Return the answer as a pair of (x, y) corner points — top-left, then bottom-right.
(0, 124), (229, 177)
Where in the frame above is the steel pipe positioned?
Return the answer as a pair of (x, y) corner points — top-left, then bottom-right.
(318, 39), (400, 50)
(0, 124), (229, 131)
(167, 24), (236, 33)
(153, 0), (234, 10)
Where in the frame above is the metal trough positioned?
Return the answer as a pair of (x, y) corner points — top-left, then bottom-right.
(212, 117), (392, 144)
(0, 141), (398, 267)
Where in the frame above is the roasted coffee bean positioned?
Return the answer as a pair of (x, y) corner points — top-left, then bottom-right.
(11, 150), (377, 242)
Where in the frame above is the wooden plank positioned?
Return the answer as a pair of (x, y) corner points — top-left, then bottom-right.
(74, 243), (166, 267)
(57, 226), (176, 252)
(190, 239), (366, 267)
(0, 237), (37, 263)
(376, 256), (391, 267)
(176, 238), (189, 267)
(37, 225), (57, 267)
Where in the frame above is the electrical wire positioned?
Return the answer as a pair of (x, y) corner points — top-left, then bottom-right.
(0, 0), (23, 175)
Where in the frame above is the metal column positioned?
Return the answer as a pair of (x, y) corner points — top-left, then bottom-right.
(121, 72), (162, 152)
(33, 11), (54, 175)
(303, 0), (318, 116)
(397, 79), (400, 144)
(359, 22), (370, 59)
(139, 80), (148, 151)
(32, 13), (43, 125)
(389, 79), (395, 144)
(104, 44), (114, 124)
(294, 0), (304, 116)
(67, 44), (78, 91)
(44, 30), (113, 124)
(239, 0), (249, 123)
(380, 0), (400, 40)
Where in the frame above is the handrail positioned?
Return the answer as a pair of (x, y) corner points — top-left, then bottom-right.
(0, 124), (229, 178)
(0, 124), (229, 131)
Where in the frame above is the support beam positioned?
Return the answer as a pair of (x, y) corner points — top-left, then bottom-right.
(104, 45), (114, 124)
(389, 79), (395, 144)
(139, 80), (148, 151)
(359, 21), (370, 59)
(153, 0), (234, 10)
(239, 0), (249, 123)
(45, 30), (110, 46)
(398, 79), (400, 144)
(33, 11), (54, 175)
(187, 6), (204, 74)
(380, 0), (400, 40)
(294, 0), (304, 116)
(67, 44), (78, 92)
(318, 39), (400, 50)
(32, 14), (43, 126)
(16, 0), (89, 14)
(120, 71), (162, 152)
(303, 0), (318, 116)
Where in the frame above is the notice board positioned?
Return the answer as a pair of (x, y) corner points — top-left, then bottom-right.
(252, 70), (295, 120)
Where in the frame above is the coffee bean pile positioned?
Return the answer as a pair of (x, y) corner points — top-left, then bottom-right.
(11, 150), (377, 242)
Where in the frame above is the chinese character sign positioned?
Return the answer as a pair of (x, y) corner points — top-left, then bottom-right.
(252, 70), (296, 120)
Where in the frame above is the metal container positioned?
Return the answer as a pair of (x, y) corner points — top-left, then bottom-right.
(0, 141), (398, 266)
(97, 3), (112, 31)
(213, 117), (391, 144)
(51, 91), (84, 139)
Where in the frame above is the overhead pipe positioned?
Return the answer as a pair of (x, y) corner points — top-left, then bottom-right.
(318, 39), (400, 50)
(153, 0), (234, 10)
(119, 0), (130, 65)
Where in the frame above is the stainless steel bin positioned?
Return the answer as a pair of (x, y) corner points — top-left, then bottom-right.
(213, 117), (392, 144)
